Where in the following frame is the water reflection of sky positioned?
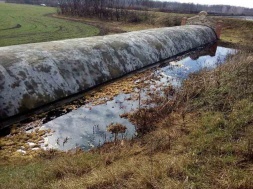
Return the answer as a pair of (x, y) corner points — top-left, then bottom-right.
(161, 46), (236, 82)
(41, 46), (235, 151)
(42, 93), (138, 151)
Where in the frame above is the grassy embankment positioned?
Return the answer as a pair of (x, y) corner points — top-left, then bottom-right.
(0, 3), (253, 189)
(0, 3), (99, 47)
(219, 18), (253, 49)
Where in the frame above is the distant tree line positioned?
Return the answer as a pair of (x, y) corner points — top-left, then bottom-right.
(5, 0), (253, 16)
(153, 1), (253, 16)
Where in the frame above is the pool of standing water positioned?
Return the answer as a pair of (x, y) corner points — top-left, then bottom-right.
(38, 45), (236, 151)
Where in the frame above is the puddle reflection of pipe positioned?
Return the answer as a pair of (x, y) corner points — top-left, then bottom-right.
(190, 42), (218, 60)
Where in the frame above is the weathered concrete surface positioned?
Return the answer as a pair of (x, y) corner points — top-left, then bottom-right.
(0, 25), (217, 120)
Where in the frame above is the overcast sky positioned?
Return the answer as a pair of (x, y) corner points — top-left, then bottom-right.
(160, 0), (253, 8)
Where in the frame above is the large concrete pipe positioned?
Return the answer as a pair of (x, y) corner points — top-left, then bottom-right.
(0, 14), (218, 121)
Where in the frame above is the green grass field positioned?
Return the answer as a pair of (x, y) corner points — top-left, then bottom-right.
(0, 3), (100, 47)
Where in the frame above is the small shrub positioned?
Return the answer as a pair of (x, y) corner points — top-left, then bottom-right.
(107, 123), (127, 141)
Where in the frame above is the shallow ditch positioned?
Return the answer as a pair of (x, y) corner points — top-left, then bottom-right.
(42, 45), (235, 151)
(1, 44), (236, 154)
